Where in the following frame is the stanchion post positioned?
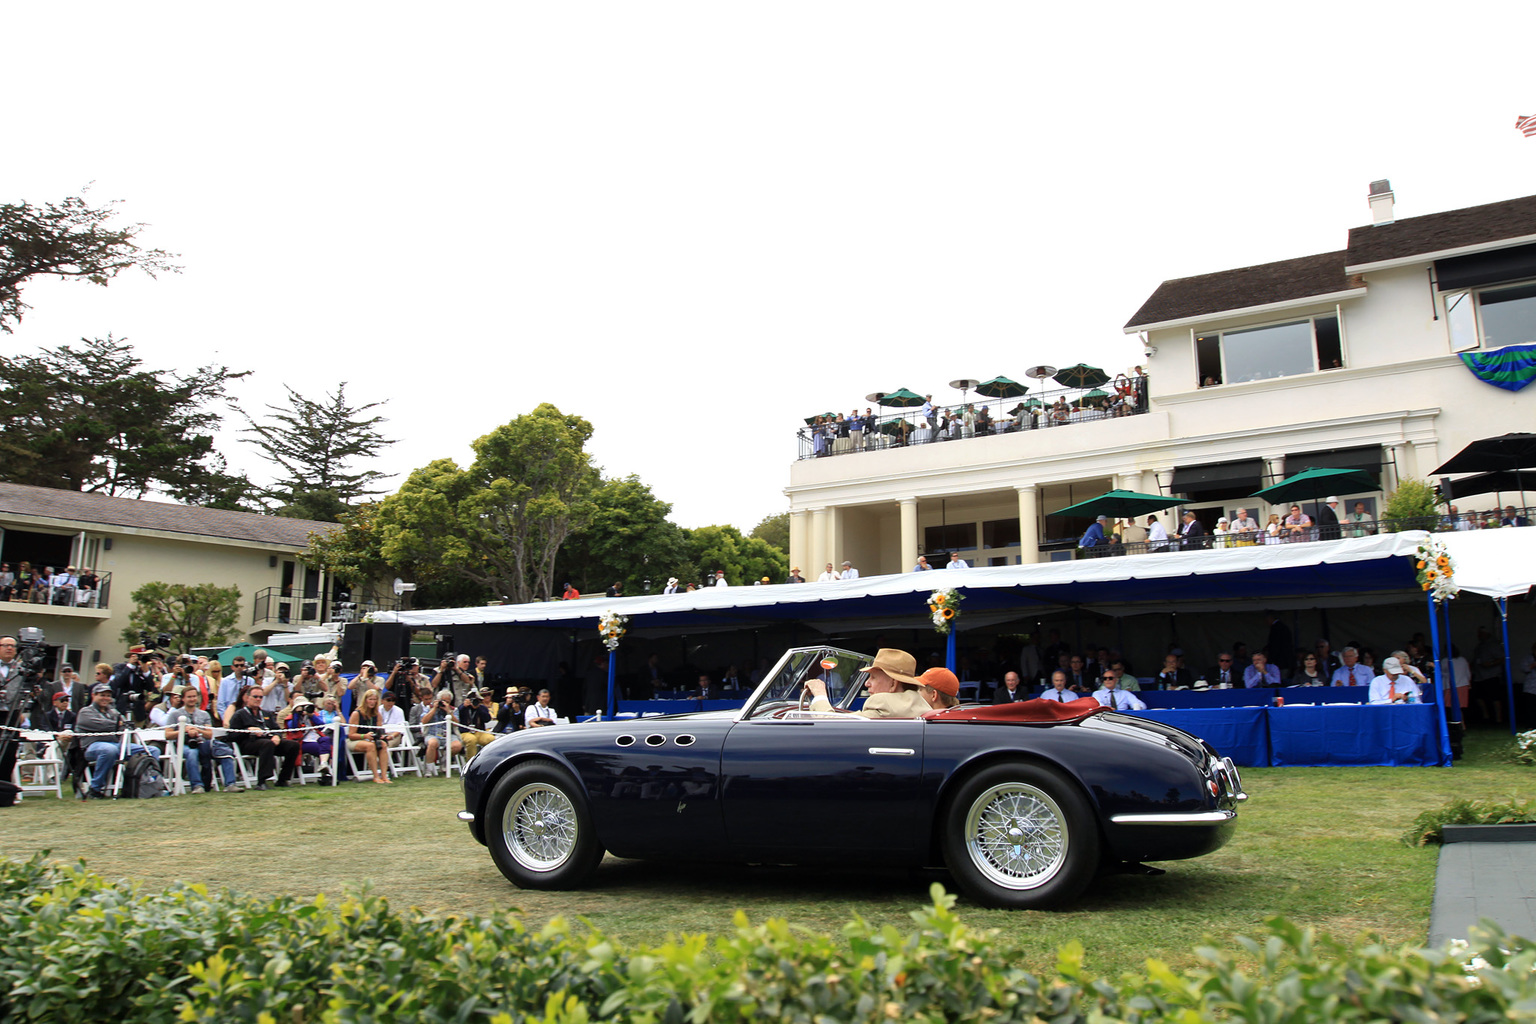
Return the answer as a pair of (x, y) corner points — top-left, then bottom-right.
(1425, 591), (1453, 767)
(945, 629), (956, 673)
(606, 650), (617, 718)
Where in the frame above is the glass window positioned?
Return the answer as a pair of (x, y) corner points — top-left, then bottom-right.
(924, 523), (976, 552)
(1223, 321), (1315, 383)
(1194, 314), (1341, 386)
(982, 518), (1020, 548)
(1477, 281), (1536, 348)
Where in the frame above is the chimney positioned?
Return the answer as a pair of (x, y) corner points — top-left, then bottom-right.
(1368, 179), (1394, 225)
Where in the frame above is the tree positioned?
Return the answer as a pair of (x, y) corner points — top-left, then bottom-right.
(307, 404), (597, 605)
(750, 511), (790, 553)
(1, 192), (180, 332)
(685, 524), (789, 587)
(0, 335), (249, 499)
(120, 581), (243, 653)
(242, 382), (396, 522)
(554, 475), (689, 595)
(1382, 478), (1443, 532)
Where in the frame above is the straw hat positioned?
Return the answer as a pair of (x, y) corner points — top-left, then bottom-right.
(857, 648), (921, 685)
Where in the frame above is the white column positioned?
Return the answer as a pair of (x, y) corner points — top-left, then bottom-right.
(788, 510), (809, 575)
(1016, 485), (1039, 564)
(898, 497), (919, 572)
(809, 508), (828, 576)
(824, 506), (841, 571)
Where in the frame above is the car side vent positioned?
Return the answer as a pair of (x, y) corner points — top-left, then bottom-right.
(644, 734), (667, 747)
(675, 734), (696, 746)
(615, 735), (635, 747)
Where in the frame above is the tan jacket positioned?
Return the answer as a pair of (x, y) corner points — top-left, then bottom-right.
(812, 687), (931, 719)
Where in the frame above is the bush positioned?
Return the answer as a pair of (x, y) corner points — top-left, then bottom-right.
(1381, 478), (1442, 532)
(1402, 796), (1536, 846)
(0, 855), (1533, 1023)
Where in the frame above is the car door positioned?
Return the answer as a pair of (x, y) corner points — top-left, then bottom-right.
(718, 716), (927, 859)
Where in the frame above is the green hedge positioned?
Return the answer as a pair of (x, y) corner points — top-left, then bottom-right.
(0, 855), (1530, 1023)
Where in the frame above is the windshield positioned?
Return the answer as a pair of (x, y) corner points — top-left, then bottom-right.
(743, 646), (874, 718)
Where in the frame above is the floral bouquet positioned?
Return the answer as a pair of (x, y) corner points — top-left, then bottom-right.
(598, 609), (628, 651)
(1511, 730), (1536, 766)
(927, 588), (963, 634)
(1415, 538), (1459, 603)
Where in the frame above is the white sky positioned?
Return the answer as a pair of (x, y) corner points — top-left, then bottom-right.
(6, 3), (1535, 530)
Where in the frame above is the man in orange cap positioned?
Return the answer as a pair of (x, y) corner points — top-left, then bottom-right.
(804, 648), (931, 718)
(918, 666), (960, 710)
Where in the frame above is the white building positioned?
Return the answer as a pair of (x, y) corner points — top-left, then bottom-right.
(786, 183), (1536, 574)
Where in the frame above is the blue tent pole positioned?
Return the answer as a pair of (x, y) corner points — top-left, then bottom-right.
(946, 628), (956, 673)
(1426, 591), (1453, 766)
(1501, 597), (1518, 736)
(606, 649), (616, 719)
(1442, 599), (1462, 726)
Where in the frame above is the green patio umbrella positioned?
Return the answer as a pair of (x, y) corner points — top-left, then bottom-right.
(1049, 489), (1184, 519)
(216, 642), (307, 668)
(1076, 388), (1110, 407)
(876, 388), (925, 408)
(1249, 467), (1376, 504)
(975, 376), (1028, 399)
(803, 412), (834, 425)
(1053, 363), (1110, 389)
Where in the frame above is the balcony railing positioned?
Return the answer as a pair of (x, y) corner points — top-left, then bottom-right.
(252, 588), (399, 628)
(797, 375), (1150, 460)
(1057, 508), (1534, 559)
(2, 572), (112, 612)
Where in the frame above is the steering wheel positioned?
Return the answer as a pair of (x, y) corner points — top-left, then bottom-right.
(799, 685), (813, 711)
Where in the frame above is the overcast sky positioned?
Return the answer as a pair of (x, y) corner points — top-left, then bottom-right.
(6, 3), (1534, 530)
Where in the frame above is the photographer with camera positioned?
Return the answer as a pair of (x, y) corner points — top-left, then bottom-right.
(110, 651), (155, 718)
(432, 655), (475, 703)
(77, 682), (150, 799)
(494, 688), (524, 734)
(417, 688), (463, 775)
(457, 688), (495, 758)
(164, 684), (239, 793)
(384, 658), (417, 709)
(227, 685), (299, 789)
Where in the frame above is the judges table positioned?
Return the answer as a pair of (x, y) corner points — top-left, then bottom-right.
(1126, 686), (1447, 767)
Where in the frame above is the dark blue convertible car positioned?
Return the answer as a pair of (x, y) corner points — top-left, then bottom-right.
(458, 646), (1246, 909)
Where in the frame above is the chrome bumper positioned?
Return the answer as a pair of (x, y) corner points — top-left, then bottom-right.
(1110, 810), (1237, 825)
(457, 810), (475, 823)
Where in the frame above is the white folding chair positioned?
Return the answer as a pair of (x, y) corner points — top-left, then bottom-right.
(15, 731), (65, 799)
(387, 729), (422, 778)
(106, 730), (134, 797)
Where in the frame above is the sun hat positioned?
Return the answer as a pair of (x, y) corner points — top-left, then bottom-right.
(1383, 657), (1404, 674)
(856, 648), (921, 685)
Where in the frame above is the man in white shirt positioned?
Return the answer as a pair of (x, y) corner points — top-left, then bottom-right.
(378, 690), (408, 747)
(713, 570), (729, 587)
(1368, 657), (1421, 704)
(524, 688), (558, 727)
(1093, 671), (1146, 711)
(839, 560), (859, 580)
(947, 552), (969, 569)
(1145, 515), (1170, 552)
(817, 563), (839, 582)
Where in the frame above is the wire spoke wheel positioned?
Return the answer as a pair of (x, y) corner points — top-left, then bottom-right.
(503, 782), (579, 871)
(965, 782), (1068, 889)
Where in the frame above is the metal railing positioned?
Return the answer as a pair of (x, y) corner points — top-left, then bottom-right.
(3, 571), (112, 611)
(796, 375), (1150, 460)
(252, 587), (399, 627)
(1062, 507), (1535, 559)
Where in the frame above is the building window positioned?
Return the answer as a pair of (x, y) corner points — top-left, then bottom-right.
(924, 523), (976, 554)
(1446, 280), (1536, 351)
(1194, 313), (1343, 386)
(982, 518), (1020, 549)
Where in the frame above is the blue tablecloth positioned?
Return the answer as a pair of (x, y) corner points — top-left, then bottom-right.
(1139, 689), (1267, 709)
(1126, 707), (1271, 767)
(1266, 704), (1447, 767)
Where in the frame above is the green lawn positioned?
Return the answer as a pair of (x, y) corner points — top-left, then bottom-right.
(0, 726), (1524, 976)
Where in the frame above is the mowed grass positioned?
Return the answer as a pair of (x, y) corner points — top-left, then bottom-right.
(0, 726), (1525, 977)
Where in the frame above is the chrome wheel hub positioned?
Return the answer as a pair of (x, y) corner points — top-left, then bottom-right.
(503, 783), (578, 871)
(965, 782), (1068, 890)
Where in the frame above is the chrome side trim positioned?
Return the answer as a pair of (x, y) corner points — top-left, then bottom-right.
(868, 747), (915, 756)
(457, 811), (475, 823)
(1110, 810), (1237, 825)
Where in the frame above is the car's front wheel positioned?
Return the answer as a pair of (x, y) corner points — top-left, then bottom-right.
(941, 762), (1099, 909)
(485, 762), (604, 890)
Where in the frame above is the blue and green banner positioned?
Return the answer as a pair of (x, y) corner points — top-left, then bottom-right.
(1460, 343), (1536, 392)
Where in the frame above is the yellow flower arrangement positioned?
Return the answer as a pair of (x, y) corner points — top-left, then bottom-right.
(926, 588), (964, 634)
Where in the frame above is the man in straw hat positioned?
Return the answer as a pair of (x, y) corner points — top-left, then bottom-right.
(803, 648), (932, 719)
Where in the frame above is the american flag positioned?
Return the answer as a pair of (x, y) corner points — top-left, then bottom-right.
(1518, 115), (1536, 138)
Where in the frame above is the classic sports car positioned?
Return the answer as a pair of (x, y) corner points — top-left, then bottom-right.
(458, 646), (1246, 909)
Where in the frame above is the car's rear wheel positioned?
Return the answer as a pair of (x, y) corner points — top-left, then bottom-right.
(941, 762), (1099, 909)
(485, 762), (603, 890)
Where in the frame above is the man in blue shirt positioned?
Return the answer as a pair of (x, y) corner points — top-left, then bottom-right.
(1079, 515), (1108, 549)
(1092, 672), (1146, 711)
(1243, 652), (1281, 687)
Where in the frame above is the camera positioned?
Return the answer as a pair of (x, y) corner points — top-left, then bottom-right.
(397, 656), (416, 669)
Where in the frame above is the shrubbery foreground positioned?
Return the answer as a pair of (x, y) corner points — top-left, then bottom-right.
(0, 855), (1530, 1023)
